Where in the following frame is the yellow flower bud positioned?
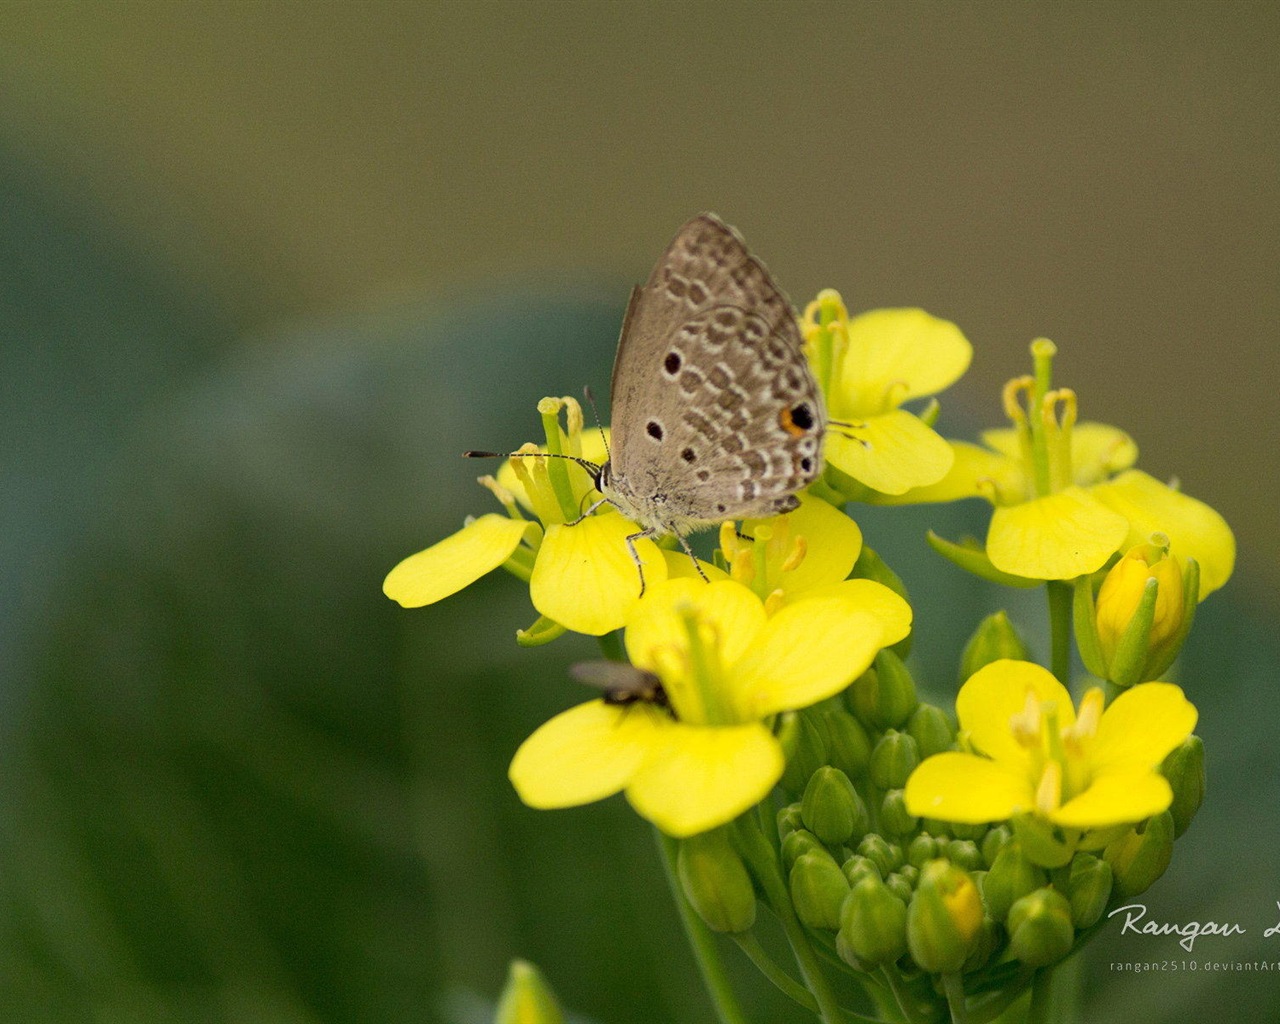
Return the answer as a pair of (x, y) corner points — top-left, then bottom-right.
(1094, 541), (1188, 686)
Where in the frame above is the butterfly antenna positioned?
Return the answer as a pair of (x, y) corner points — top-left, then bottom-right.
(463, 450), (603, 474)
(582, 385), (611, 464)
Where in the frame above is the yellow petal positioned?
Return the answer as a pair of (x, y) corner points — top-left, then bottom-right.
(662, 549), (730, 583)
(731, 600), (885, 719)
(875, 441), (1024, 505)
(509, 700), (670, 809)
(1049, 770), (1172, 829)
(836, 308), (972, 413)
(383, 514), (532, 607)
(957, 660), (1075, 764)
(1089, 682), (1197, 773)
(625, 578), (765, 679)
(530, 514), (667, 635)
(904, 752), (1035, 824)
(1069, 423), (1139, 484)
(625, 722), (784, 837)
(804, 579), (913, 645)
(1089, 470), (1235, 598)
(825, 410), (955, 495)
(987, 487), (1129, 580)
(742, 492), (862, 595)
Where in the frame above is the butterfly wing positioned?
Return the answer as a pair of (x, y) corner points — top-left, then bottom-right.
(607, 214), (825, 526)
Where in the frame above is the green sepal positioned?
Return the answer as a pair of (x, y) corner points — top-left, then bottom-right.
(871, 649), (919, 728)
(1108, 578), (1160, 688)
(945, 839), (983, 873)
(1072, 576), (1109, 678)
(925, 531), (1043, 588)
(916, 396), (941, 428)
(856, 834), (904, 878)
(983, 840), (1047, 923)
(1161, 734), (1205, 838)
(781, 828), (827, 872)
(821, 709), (873, 778)
(906, 704), (955, 759)
(1011, 814), (1076, 869)
(790, 851), (850, 931)
(879, 789), (919, 840)
(516, 614), (568, 647)
(838, 876), (909, 967)
(776, 802), (805, 842)
(801, 766), (868, 846)
(960, 610), (1032, 683)
(1006, 888), (1074, 967)
(677, 829), (757, 934)
(777, 711), (828, 795)
(1144, 558), (1200, 681)
(869, 729), (921, 790)
(1104, 811), (1175, 899)
(1058, 852), (1113, 929)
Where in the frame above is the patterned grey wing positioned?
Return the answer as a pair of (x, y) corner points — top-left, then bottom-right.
(608, 214), (825, 524)
(609, 214), (796, 466)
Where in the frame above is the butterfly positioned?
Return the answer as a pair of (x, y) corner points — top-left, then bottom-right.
(471, 214), (826, 594)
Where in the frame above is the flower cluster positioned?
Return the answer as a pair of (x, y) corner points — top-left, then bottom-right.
(384, 294), (1231, 1024)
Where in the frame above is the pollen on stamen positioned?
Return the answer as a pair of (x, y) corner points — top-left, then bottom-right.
(1034, 761), (1063, 816)
(781, 535), (808, 573)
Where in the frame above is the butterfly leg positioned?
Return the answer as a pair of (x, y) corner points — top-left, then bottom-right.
(676, 533), (709, 583)
(624, 526), (659, 598)
(565, 496), (613, 527)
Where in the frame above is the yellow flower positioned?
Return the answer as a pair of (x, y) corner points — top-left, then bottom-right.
(888, 340), (1234, 594)
(904, 660), (1197, 830)
(716, 492), (914, 636)
(383, 397), (680, 636)
(509, 578), (907, 837)
(801, 291), (972, 495)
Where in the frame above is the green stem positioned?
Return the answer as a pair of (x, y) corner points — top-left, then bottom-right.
(655, 829), (751, 1024)
(942, 972), (969, 1024)
(1027, 966), (1055, 1024)
(1045, 581), (1073, 688)
(734, 817), (846, 1024)
(731, 933), (818, 1012)
(878, 966), (928, 1024)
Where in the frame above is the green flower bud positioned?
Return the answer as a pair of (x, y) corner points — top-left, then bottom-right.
(677, 830), (757, 934)
(1012, 814), (1075, 869)
(790, 851), (850, 931)
(945, 839), (983, 873)
(906, 861), (983, 974)
(871, 649), (919, 729)
(984, 841), (1048, 923)
(906, 703), (956, 759)
(822, 709), (874, 777)
(948, 821), (988, 843)
(802, 767), (868, 846)
(1061, 852), (1113, 929)
(869, 730), (920, 790)
(778, 711), (829, 794)
(1161, 735), (1205, 838)
(847, 668), (879, 728)
(838, 876), (908, 967)
(856, 834), (904, 877)
(1104, 811), (1175, 899)
(776, 802), (805, 841)
(1007, 889), (1075, 967)
(879, 789), (919, 839)
(885, 870), (914, 906)
(907, 834), (939, 870)
(842, 854), (883, 887)
(782, 828), (826, 872)
(897, 863), (919, 888)
(494, 959), (565, 1024)
(981, 825), (1013, 868)
(959, 610), (1030, 683)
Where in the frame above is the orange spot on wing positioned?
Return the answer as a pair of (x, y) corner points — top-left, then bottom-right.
(778, 407), (807, 437)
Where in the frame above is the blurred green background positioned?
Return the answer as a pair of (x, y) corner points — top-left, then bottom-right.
(1, 3), (1277, 1022)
